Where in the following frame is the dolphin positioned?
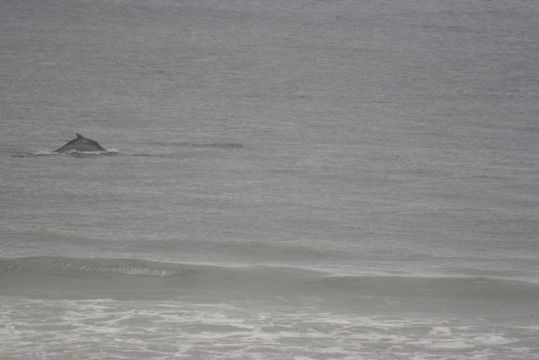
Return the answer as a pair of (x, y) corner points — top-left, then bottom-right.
(55, 133), (107, 153)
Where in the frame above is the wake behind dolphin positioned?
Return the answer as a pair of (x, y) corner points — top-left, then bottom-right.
(55, 133), (107, 153)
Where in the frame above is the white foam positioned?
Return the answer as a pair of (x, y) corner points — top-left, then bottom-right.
(426, 340), (472, 350)
(31, 149), (119, 156)
(63, 149), (107, 154)
(32, 150), (56, 156)
(429, 326), (453, 336)
(473, 335), (511, 345)
(0, 296), (533, 360)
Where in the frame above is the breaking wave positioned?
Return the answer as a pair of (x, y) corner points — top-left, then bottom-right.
(1, 256), (537, 307)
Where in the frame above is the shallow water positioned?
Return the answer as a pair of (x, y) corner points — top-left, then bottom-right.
(1, 0), (538, 358)
(1, 256), (538, 359)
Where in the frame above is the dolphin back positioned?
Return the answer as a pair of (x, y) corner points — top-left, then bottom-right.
(55, 133), (107, 153)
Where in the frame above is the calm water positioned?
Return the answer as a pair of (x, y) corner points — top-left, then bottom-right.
(1, 0), (538, 359)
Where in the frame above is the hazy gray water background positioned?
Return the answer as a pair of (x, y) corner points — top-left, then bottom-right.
(1, 0), (538, 359)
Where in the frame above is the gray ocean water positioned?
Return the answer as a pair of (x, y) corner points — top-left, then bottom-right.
(1, 0), (538, 359)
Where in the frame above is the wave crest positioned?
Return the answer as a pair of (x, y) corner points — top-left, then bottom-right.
(0, 256), (193, 277)
(1, 257), (538, 309)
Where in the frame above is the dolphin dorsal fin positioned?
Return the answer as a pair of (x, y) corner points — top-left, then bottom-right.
(76, 133), (83, 139)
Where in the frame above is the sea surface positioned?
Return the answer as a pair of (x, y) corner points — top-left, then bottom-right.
(1, 0), (538, 359)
